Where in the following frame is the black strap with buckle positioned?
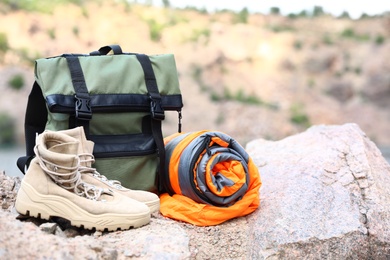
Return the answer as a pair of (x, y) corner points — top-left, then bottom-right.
(136, 53), (166, 192)
(65, 55), (92, 133)
(136, 54), (165, 121)
(74, 95), (92, 120)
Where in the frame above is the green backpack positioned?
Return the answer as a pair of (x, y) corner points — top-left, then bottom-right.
(17, 45), (183, 193)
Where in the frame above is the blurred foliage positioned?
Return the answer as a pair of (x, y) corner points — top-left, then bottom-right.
(375, 34), (386, 45)
(233, 7), (249, 24)
(0, 32), (9, 53)
(0, 112), (16, 147)
(8, 74), (25, 90)
(188, 28), (210, 44)
(290, 103), (311, 127)
(340, 28), (370, 41)
(312, 6), (325, 17)
(14, 48), (42, 66)
(293, 40), (303, 50)
(1, 0), (91, 13)
(47, 28), (56, 40)
(146, 19), (164, 42)
(270, 7), (280, 15)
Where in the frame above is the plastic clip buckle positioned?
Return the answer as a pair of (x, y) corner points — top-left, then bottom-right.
(75, 96), (92, 120)
(150, 98), (165, 120)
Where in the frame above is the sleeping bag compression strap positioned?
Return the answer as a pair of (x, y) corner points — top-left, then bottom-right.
(135, 54), (166, 193)
(16, 82), (48, 174)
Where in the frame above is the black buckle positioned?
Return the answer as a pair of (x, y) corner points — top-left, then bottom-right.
(75, 96), (92, 120)
(150, 98), (165, 120)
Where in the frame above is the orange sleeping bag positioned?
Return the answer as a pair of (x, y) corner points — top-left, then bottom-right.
(160, 130), (261, 226)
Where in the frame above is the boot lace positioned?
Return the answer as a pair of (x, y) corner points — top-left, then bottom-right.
(78, 152), (128, 191)
(34, 145), (109, 200)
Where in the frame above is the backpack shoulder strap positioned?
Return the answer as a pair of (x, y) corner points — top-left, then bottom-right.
(135, 54), (166, 193)
(16, 81), (47, 174)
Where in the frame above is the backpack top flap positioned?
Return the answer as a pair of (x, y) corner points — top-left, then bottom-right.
(34, 53), (183, 113)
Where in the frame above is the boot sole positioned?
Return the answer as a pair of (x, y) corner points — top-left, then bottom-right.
(145, 199), (160, 213)
(15, 181), (150, 231)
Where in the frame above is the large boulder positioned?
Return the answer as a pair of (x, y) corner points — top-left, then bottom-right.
(1, 123), (389, 259)
(246, 123), (390, 259)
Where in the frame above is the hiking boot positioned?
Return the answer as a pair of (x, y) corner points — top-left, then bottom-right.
(58, 127), (160, 213)
(15, 131), (150, 231)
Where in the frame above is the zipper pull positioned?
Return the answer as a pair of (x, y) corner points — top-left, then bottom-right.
(178, 110), (182, 133)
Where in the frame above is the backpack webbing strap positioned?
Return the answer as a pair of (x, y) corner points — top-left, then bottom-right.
(16, 81), (48, 174)
(65, 56), (92, 133)
(136, 54), (166, 193)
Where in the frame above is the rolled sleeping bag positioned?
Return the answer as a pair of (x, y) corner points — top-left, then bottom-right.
(160, 130), (262, 226)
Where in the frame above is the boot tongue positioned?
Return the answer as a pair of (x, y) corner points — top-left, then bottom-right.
(48, 142), (80, 169)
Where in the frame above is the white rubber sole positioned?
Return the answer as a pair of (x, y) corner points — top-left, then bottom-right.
(15, 181), (150, 231)
(144, 199), (160, 214)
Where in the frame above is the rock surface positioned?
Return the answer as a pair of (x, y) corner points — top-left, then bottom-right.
(1, 123), (390, 259)
(246, 123), (390, 259)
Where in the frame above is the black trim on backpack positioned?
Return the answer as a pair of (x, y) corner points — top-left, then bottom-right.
(45, 94), (183, 114)
(16, 82), (47, 174)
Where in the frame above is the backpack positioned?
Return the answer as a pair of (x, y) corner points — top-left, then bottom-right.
(17, 45), (183, 193)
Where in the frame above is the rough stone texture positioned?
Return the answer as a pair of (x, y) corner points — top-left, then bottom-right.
(1, 123), (390, 259)
(246, 123), (390, 259)
(0, 209), (191, 259)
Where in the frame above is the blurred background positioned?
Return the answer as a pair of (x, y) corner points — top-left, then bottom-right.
(0, 0), (389, 178)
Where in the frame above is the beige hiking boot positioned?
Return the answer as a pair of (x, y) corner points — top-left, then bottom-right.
(58, 127), (160, 213)
(15, 131), (150, 231)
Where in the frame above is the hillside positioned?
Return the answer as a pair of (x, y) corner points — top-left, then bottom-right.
(0, 1), (389, 148)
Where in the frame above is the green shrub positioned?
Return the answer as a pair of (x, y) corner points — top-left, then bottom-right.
(222, 88), (264, 105)
(290, 103), (310, 127)
(81, 6), (89, 18)
(72, 26), (79, 37)
(287, 13), (298, 19)
(0, 113), (16, 146)
(146, 19), (164, 42)
(3, 0), (86, 13)
(322, 34), (333, 45)
(293, 40), (303, 50)
(298, 10), (308, 17)
(210, 91), (222, 101)
(375, 34), (385, 45)
(189, 28), (210, 43)
(183, 6), (208, 14)
(191, 65), (202, 82)
(312, 6), (325, 17)
(338, 11), (350, 19)
(0, 32), (9, 53)
(340, 28), (370, 41)
(15, 48), (41, 66)
(359, 13), (370, 19)
(233, 7), (249, 24)
(269, 25), (295, 33)
(354, 67), (362, 75)
(8, 74), (25, 90)
(162, 0), (171, 8)
(270, 7), (280, 15)
(341, 28), (355, 38)
(47, 28), (56, 40)
(307, 78), (316, 88)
